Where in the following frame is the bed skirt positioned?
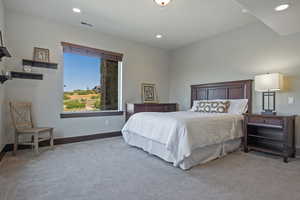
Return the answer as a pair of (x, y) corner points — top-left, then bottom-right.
(123, 131), (241, 170)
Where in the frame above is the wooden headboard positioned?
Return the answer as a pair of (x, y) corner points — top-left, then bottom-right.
(191, 80), (253, 113)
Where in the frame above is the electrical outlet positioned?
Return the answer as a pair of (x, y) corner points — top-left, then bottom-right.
(105, 120), (109, 125)
(288, 97), (294, 104)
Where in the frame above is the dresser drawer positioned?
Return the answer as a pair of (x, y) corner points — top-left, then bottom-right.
(248, 116), (283, 126)
(163, 105), (176, 112)
(145, 105), (164, 112)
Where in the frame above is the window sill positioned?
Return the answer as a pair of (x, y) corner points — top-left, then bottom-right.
(60, 111), (124, 118)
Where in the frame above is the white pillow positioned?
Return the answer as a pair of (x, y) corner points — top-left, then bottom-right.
(216, 99), (248, 114)
(191, 99), (248, 114)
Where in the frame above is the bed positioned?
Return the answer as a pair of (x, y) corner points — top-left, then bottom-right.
(122, 80), (253, 170)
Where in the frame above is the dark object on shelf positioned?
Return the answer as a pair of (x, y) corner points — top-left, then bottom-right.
(243, 113), (296, 163)
(0, 47), (11, 61)
(22, 59), (58, 69)
(0, 74), (9, 84)
(125, 103), (177, 121)
(0, 31), (11, 61)
(10, 71), (43, 80)
(0, 71), (11, 84)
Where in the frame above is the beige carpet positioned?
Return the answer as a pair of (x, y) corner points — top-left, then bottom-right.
(0, 137), (300, 200)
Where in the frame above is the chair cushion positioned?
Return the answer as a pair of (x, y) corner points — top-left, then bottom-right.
(18, 127), (53, 133)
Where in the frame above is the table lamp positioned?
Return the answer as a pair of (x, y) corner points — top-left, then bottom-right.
(255, 73), (283, 115)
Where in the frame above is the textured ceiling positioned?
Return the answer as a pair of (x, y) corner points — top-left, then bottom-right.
(4, 0), (257, 50)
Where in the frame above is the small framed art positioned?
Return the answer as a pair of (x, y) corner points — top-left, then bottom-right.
(33, 47), (50, 62)
(141, 83), (158, 103)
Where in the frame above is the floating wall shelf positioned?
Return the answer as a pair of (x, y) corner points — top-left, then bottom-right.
(22, 59), (58, 69)
(10, 71), (43, 80)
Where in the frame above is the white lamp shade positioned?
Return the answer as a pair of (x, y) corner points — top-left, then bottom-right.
(255, 73), (283, 92)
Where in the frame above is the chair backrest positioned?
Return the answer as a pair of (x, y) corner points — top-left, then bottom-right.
(9, 102), (34, 131)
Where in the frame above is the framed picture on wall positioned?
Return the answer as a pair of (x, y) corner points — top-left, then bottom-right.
(33, 47), (50, 62)
(141, 83), (158, 103)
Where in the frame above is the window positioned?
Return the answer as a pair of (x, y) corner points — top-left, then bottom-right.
(62, 42), (123, 115)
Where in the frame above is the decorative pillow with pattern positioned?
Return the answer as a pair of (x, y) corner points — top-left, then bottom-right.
(195, 101), (230, 113)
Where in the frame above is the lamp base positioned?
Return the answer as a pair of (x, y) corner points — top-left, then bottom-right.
(261, 110), (277, 115)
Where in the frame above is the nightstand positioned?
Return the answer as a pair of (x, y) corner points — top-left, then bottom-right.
(243, 113), (296, 163)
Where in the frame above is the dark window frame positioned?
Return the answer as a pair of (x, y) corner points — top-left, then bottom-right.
(61, 42), (123, 61)
(60, 111), (124, 118)
(61, 42), (123, 118)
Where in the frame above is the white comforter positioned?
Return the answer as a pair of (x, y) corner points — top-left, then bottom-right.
(122, 111), (243, 166)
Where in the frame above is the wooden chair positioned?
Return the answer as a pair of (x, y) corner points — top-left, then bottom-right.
(9, 102), (54, 155)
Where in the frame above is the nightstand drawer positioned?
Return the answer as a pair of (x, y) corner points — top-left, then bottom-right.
(248, 116), (264, 124)
(248, 116), (283, 126)
(264, 118), (283, 126)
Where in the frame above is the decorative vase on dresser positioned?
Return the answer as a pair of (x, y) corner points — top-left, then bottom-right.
(125, 103), (177, 121)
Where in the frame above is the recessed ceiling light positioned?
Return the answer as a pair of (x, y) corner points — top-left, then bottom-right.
(154, 0), (171, 7)
(156, 34), (163, 39)
(73, 8), (81, 13)
(275, 4), (289, 11)
(242, 9), (248, 13)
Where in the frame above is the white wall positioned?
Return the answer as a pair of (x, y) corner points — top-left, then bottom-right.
(169, 23), (300, 147)
(0, 0), (6, 151)
(4, 10), (300, 149)
(4, 12), (170, 143)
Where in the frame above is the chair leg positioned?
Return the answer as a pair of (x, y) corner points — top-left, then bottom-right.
(13, 132), (18, 156)
(34, 133), (39, 154)
(50, 129), (54, 150)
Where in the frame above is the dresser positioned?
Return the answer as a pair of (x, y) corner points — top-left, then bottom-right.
(243, 113), (296, 162)
(125, 103), (177, 121)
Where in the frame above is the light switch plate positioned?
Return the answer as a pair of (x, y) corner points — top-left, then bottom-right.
(288, 97), (294, 104)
